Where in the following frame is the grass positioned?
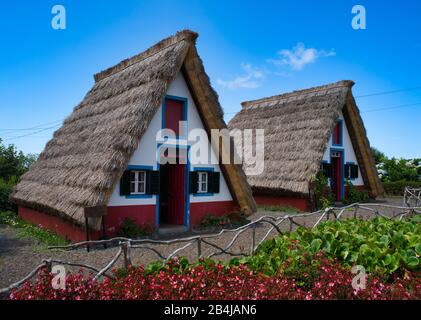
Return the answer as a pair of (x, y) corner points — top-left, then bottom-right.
(0, 211), (69, 247)
(257, 205), (301, 214)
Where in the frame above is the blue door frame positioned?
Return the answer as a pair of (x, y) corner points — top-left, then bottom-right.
(330, 148), (345, 201)
(156, 144), (190, 230)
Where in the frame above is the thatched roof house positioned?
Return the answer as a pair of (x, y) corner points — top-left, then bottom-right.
(11, 30), (256, 241)
(228, 80), (382, 210)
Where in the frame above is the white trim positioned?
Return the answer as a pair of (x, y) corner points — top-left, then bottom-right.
(130, 171), (146, 195)
(197, 172), (208, 193)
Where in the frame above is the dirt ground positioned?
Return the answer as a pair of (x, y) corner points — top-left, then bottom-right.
(0, 196), (411, 293)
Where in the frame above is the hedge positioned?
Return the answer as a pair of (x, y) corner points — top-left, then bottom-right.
(382, 180), (421, 196)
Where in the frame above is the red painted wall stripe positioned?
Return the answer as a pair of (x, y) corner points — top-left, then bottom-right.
(105, 205), (156, 237)
(254, 195), (309, 212)
(18, 200), (239, 242)
(18, 206), (98, 242)
(189, 201), (238, 225)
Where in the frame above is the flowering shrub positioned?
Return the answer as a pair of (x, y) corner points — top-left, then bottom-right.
(10, 256), (421, 300)
(377, 158), (420, 183)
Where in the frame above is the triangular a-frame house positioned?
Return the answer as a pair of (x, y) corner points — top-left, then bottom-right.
(228, 80), (382, 211)
(11, 30), (256, 241)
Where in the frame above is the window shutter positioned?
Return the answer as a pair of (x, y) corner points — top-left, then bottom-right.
(208, 172), (220, 193)
(351, 164), (359, 179)
(146, 170), (160, 195)
(119, 170), (131, 196)
(344, 164), (351, 179)
(322, 163), (332, 178)
(189, 171), (199, 194)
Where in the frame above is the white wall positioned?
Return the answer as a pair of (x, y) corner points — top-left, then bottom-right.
(108, 72), (233, 207)
(322, 111), (364, 186)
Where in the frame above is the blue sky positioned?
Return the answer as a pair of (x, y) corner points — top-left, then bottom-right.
(0, 0), (420, 158)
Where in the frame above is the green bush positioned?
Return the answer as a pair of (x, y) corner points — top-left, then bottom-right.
(378, 158), (420, 182)
(118, 218), (154, 238)
(200, 213), (231, 227)
(0, 177), (17, 211)
(383, 180), (421, 196)
(243, 217), (421, 276)
(311, 172), (334, 210)
(344, 180), (369, 204)
(199, 212), (247, 227)
(0, 139), (38, 212)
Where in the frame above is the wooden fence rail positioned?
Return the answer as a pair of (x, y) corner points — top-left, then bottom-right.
(1, 201), (420, 295)
(403, 187), (421, 208)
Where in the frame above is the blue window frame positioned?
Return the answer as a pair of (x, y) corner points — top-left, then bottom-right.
(124, 165), (154, 199)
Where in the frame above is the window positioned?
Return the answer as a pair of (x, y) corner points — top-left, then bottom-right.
(189, 170), (220, 195)
(197, 172), (208, 193)
(130, 171), (146, 194)
(345, 164), (359, 180)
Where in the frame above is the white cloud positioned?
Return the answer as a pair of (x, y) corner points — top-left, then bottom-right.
(268, 43), (335, 71)
(217, 63), (265, 89)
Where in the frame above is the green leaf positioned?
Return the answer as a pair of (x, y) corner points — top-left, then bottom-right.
(310, 239), (322, 253)
(379, 235), (389, 245)
(406, 256), (419, 269)
(322, 241), (331, 253)
(383, 254), (392, 266)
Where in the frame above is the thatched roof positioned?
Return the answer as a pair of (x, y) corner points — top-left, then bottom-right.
(228, 80), (383, 197)
(10, 30), (256, 229)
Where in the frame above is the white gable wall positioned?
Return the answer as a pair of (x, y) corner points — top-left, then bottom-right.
(322, 111), (364, 186)
(167, 73), (232, 203)
(108, 72), (233, 207)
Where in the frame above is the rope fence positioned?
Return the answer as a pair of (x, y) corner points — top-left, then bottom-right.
(1, 200), (420, 295)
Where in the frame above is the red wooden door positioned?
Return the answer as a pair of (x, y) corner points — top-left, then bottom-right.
(331, 152), (343, 201)
(165, 98), (184, 136)
(167, 164), (186, 225)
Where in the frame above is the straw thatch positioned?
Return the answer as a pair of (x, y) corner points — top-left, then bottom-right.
(228, 80), (383, 198)
(10, 30), (256, 230)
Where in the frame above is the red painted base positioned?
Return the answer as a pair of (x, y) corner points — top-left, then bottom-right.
(18, 200), (238, 242)
(18, 206), (98, 242)
(189, 201), (238, 226)
(254, 195), (309, 212)
(105, 205), (156, 237)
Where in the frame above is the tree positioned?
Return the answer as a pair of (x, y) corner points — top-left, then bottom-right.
(0, 139), (38, 211)
(371, 147), (386, 165)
